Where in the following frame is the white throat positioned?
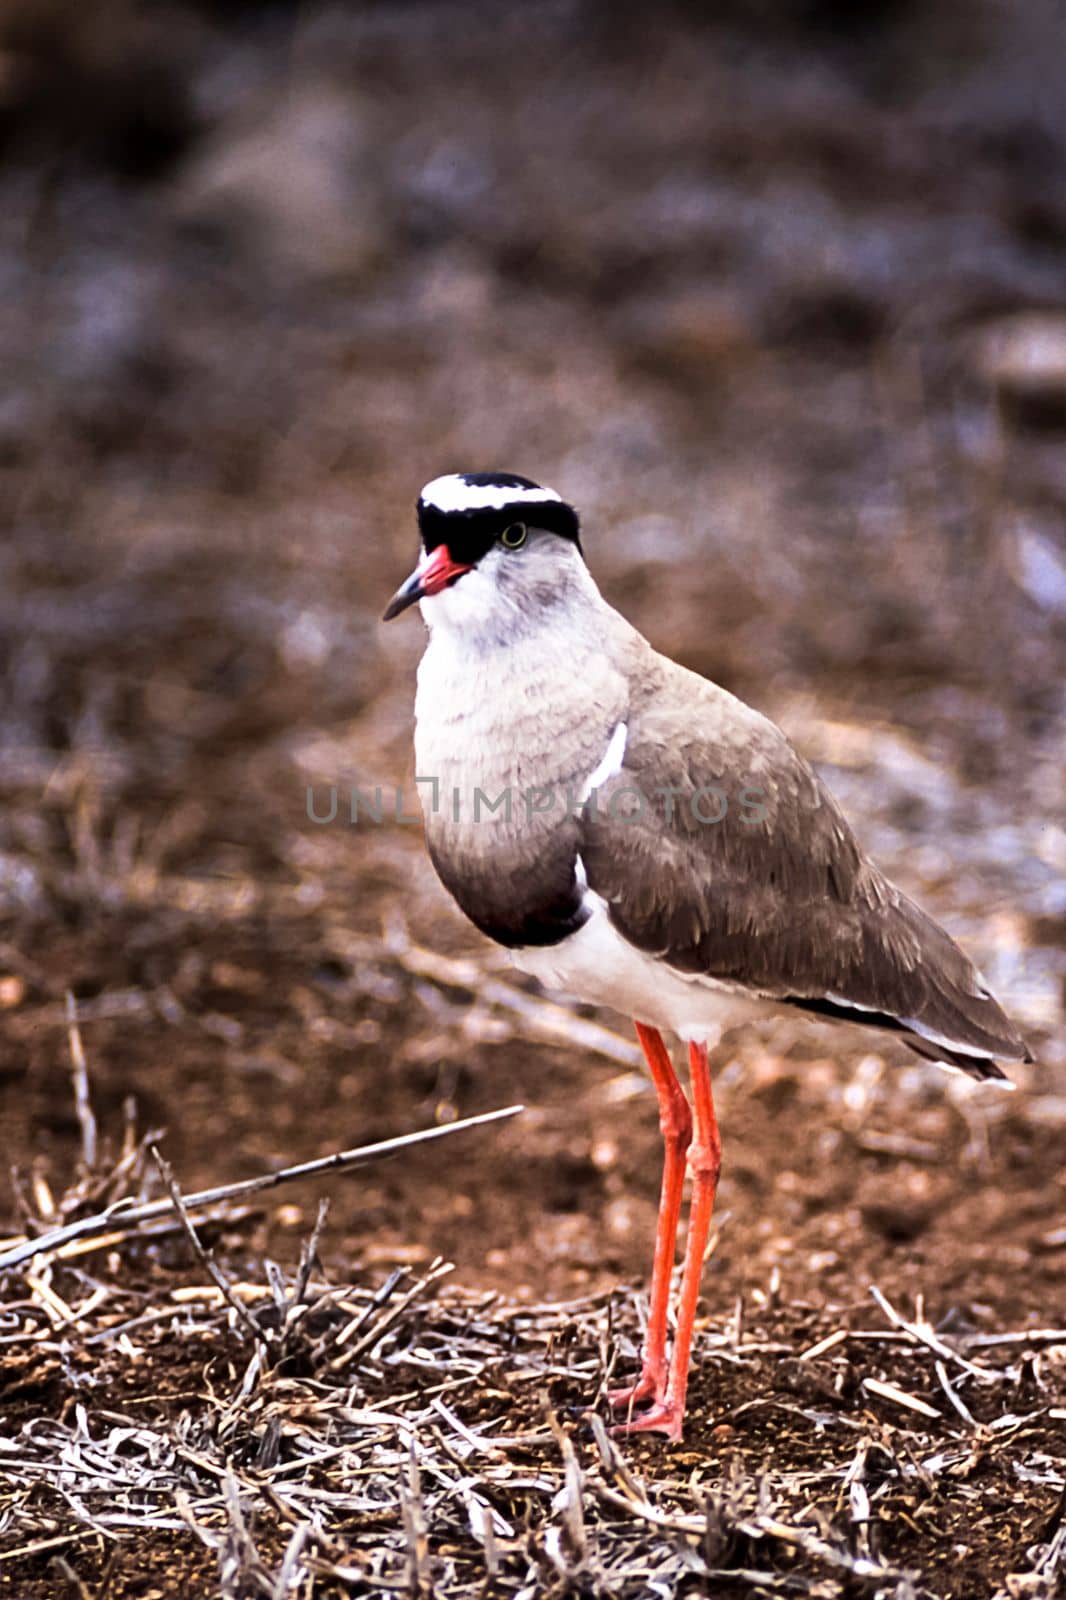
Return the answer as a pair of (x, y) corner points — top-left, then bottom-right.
(418, 564), (513, 637)
(417, 543), (605, 652)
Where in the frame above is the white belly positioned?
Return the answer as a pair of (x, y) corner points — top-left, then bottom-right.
(511, 891), (757, 1043)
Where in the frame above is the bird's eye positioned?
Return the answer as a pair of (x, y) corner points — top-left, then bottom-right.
(500, 522), (527, 550)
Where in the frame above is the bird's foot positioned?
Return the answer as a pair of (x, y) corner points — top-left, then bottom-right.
(607, 1359), (666, 1412)
(609, 1398), (684, 1443)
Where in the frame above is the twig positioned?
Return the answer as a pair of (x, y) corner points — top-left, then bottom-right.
(547, 1410), (587, 1570)
(0, 1105), (524, 1270)
(869, 1283), (1000, 1381)
(935, 1360), (980, 1428)
(401, 1437), (431, 1596)
(277, 1199), (332, 1352)
(151, 1147), (270, 1352)
(798, 1328), (848, 1362)
(862, 1376), (941, 1420)
(65, 991), (98, 1171)
(272, 1522), (311, 1599)
(328, 1258), (454, 1369)
(965, 1328), (1066, 1350)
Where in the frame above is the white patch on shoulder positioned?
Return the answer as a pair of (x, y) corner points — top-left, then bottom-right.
(579, 721), (627, 802)
(420, 474), (562, 514)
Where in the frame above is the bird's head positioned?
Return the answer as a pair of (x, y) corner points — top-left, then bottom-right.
(383, 472), (583, 633)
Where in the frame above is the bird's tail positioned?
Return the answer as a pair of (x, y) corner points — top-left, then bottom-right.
(872, 893), (1033, 1081)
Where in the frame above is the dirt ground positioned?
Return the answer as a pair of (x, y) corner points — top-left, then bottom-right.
(0, 2), (1064, 1596)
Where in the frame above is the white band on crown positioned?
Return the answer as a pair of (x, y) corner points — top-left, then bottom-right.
(420, 475), (563, 514)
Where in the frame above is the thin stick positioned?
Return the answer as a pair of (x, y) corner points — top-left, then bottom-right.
(965, 1328), (1066, 1349)
(151, 1147), (269, 1351)
(869, 1283), (999, 1381)
(293, 1198), (330, 1307)
(862, 1376), (941, 1420)
(0, 1105), (524, 1271)
(65, 991), (98, 1170)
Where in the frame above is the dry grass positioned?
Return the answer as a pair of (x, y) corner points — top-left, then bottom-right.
(1, 1013), (1063, 1600)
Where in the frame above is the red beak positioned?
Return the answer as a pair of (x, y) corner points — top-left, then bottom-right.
(383, 544), (473, 620)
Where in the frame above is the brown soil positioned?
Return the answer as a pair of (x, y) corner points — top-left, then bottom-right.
(0, 2), (1063, 1596)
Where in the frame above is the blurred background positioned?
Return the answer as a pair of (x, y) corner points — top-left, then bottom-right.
(0, 0), (1062, 1310)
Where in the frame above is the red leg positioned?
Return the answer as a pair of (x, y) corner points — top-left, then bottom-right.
(608, 1022), (692, 1413)
(614, 1039), (721, 1442)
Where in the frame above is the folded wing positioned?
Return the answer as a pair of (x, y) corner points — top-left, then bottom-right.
(579, 668), (1031, 1080)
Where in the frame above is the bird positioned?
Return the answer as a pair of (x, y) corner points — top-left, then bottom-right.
(383, 470), (1032, 1442)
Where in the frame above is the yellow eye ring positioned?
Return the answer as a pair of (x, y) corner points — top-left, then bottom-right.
(500, 522), (527, 550)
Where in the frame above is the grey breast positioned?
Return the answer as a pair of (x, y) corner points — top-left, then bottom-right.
(414, 627), (628, 948)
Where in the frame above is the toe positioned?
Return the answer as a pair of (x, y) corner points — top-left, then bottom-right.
(610, 1402), (683, 1442)
(608, 1378), (657, 1410)
(607, 1361), (666, 1411)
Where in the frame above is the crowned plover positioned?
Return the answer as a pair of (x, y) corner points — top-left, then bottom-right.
(383, 470), (1032, 1440)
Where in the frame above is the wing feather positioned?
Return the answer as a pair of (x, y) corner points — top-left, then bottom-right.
(579, 659), (1030, 1076)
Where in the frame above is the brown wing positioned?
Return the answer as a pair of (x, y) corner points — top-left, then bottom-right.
(579, 664), (1031, 1079)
